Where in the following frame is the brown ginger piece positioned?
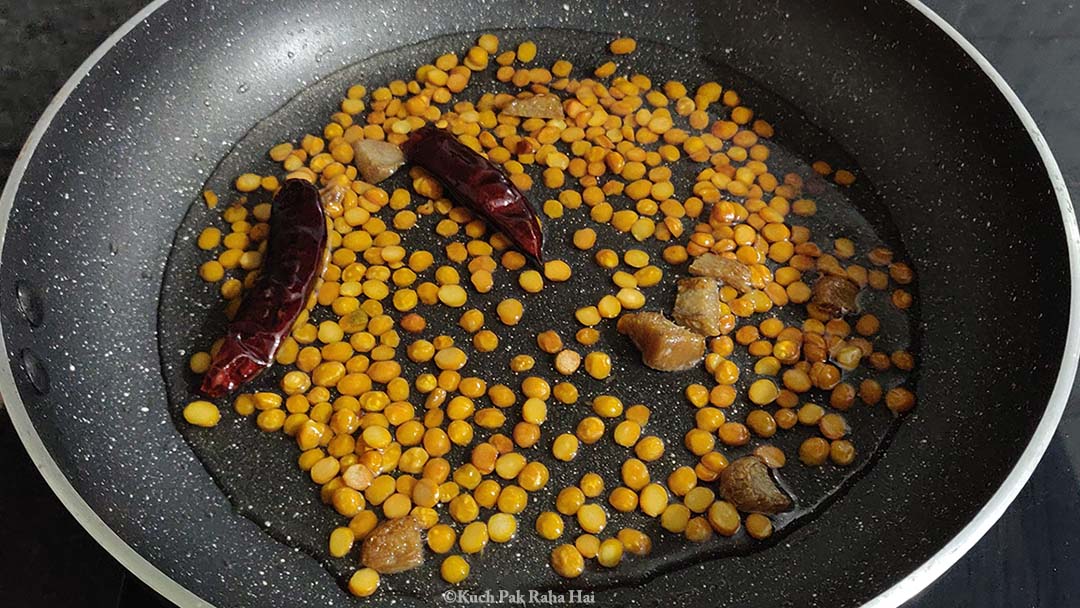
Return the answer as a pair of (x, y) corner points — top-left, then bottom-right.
(360, 516), (424, 574)
(719, 456), (792, 514)
(688, 253), (753, 293)
(673, 277), (722, 336)
(352, 139), (405, 184)
(811, 275), (860, 317)
(617, 312), (705, 372)
(501, 93), (565, 119)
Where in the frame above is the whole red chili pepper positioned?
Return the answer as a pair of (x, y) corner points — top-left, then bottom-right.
(200, 179), (327, 398)
(402, 125), (544, 264)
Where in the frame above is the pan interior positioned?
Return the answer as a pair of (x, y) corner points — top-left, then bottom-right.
(157, 28), (915, 597)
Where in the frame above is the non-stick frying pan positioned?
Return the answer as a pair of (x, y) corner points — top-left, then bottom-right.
(2, 0), (1077, 606)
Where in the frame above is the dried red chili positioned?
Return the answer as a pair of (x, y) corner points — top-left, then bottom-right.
(200, 179), (327, 397)
(402, 125), (544, 263)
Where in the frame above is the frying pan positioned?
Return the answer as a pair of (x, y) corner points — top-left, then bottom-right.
(1, 0), (1076, 606)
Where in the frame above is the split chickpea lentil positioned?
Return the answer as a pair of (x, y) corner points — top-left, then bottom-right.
(186, 31), (917, 597)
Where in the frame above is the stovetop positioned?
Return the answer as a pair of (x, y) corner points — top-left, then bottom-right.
(1, 1), (1079, 606)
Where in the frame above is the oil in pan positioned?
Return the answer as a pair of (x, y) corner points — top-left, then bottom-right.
(158, 28), (917, 599)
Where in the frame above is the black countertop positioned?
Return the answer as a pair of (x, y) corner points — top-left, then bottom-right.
(1, 1), (1078, 606)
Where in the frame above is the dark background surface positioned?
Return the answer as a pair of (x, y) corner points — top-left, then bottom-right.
(0, 0), (1078, 606)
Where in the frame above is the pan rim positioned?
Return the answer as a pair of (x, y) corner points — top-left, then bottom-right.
(862, 3), (1080, 606)
(0, 1), (1075, 607)
(0, 4), (214, 607)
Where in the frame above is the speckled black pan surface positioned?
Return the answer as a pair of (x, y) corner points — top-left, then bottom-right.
(0, 1), (1070, 607)
(158, 26), (917, 601)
